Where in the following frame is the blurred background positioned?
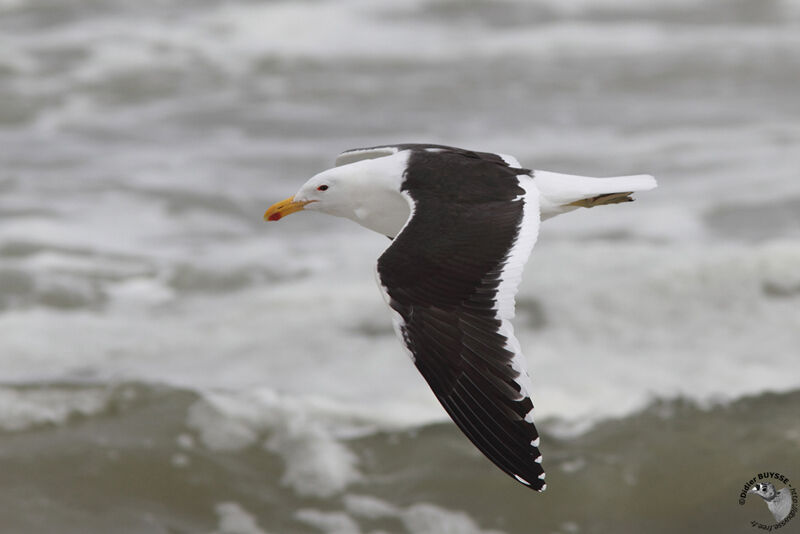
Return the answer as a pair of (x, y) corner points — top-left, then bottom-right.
(1, 1), (799, 533)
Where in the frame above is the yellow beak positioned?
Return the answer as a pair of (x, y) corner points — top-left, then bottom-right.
(263, 196), (313, 221)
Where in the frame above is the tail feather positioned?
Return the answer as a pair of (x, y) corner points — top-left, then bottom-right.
(533, 170), (656, 220)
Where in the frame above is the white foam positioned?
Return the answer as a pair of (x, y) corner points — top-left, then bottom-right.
(264, 419), (361, 498)
(532, 0), (702, 14)
(294, 509), (361, 534)
(187, 390), (365, 498)
(5, 0), (798, 107)
(341, 494), (398, 519)
(176, 433), (195, 449)
(214, 502), (270, 534)
(187, 398), (260, 452)
(0, 386), (111, 431)
(1, 0), (799, 466)
(170, 453), (190, 468)
(2, 238), (799, 433)
(105, 278), (175, 309)
(400, 503), (506, 534)
(516, 240), (800, 424)
(343, 495), (508, 534)
(193, 3), (800, 63)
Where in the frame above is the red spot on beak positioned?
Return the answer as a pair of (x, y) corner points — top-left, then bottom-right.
(264, 196), (309, 222)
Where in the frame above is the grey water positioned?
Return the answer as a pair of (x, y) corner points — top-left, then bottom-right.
(1, 1), (799, 533)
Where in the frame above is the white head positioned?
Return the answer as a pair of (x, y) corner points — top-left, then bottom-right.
(750, 482), (777, 501)
(287, 166), (365, 220)
(264, 153), (412, 237)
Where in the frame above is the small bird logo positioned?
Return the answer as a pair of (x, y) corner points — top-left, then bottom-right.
(749, 482), (793, 522)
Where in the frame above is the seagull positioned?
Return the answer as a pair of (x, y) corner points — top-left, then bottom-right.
(750, 482), (793, 522)
(264, 144), (656, 491)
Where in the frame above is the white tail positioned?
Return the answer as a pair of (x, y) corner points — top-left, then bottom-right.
(533, 170), (657, 220)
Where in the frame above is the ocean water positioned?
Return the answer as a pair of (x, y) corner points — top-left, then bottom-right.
(1, 0), (799, 533)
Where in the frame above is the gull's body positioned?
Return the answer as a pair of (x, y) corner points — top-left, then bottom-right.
(265, 143), (656, 491)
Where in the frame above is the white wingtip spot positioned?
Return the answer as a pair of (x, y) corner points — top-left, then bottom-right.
(538, 472), (546, 480)
(535, 455), (542, 464)
(531, 437), (540, 448)
(539, 483), (547, 492)
(513, 474), (531, 485)
(524, 409), (535, 423)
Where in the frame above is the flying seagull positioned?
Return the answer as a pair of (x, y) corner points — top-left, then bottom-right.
(264, 144), (656, 491)
(750, 482), (793, 522)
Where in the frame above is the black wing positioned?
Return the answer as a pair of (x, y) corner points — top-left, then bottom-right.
(376, 147), (545, 490)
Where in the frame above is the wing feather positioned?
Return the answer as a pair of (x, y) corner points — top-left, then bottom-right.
(335, 146), (398, 167)
(376, 147), (545, 490)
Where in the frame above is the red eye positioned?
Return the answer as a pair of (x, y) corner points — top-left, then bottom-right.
(317, 185), (329, 191)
